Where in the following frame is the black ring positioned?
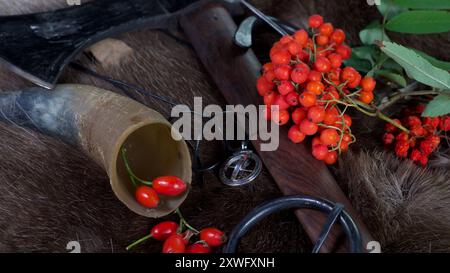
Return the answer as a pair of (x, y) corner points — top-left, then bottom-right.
(223, 195), (362, 253)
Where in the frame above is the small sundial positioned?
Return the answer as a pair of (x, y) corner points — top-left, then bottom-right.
(219, 150), (262, 186)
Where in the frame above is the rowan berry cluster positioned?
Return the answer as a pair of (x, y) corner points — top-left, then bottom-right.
(256, 14), (377, 164)
(383, 105), (449, 166)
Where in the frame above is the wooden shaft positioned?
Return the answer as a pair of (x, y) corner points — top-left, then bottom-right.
(179, 3), (373, 252)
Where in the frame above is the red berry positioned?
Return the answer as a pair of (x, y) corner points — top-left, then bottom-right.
(293, 29), (308, 46)
(291, 63), (310, 84)
(256, 76), (274, 96)
(271, 50), (291, 65)
(406, 116), (422, 127)
(312, 144), (328, 160)
(323, 108), (339, 125)
(292, 108), (307, 124)
(343, 114), (352, 127)
(277, 80), (295, 95)
(383, 133), (395, 145)
(410, 125), (426, 137)
(199, 228), (226, 247)
(299, 91), (317, 108)
(314, 56), (332, 73)
(340, 67), (359, 83)
(274, 65), (292, 80)
(361, 76), (376, 93)
(280, 35), (293, 45)
(272, 109), (290, 125)
(335, 44), (351, 60)
(319, 22), (334, 36)
(287, 41), (302, 55)
(320, 128), (340, 146)
(285, 92), (299, 106)
(327, 53), (342, 69)
(324, 151), (338, 165)
(308, 14), (323, 28)
(316, 35), (329, 46)
(419, 155), (429, 166)
(396, 132), (410, 142)
(308, 106), (326, 123)
(135, 186), (159, 208)
(410, 149), (422, 162)
(186, 242), (211, 253)
(312, 136), (322, 146)
(358, 91), (374, 104)
(152, 176), (187, 196)
(395, 140), (410, 158)
(263, 91), (277, 106)
(330, 29), (346, 44)
(306, 81), (325, 95)
(308, 70), (322, 82)
(162, 234), (186, 253)
(273, 95), (290, 110)
(300, 119), (319, 135)
(263, 69), (276, 82)
(439, 116), (450, 131)
(288, 125), (306, 143)
(151, 221), (179, 241)
(423, 117), (440, 129)
(385, 119), (401, 133)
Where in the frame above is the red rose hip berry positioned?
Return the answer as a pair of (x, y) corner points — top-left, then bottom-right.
(200, 228), (226, 247)
(135, 186), (159, 208)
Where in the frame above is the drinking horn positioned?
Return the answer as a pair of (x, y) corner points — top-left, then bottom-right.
(0, 84), (192, 217)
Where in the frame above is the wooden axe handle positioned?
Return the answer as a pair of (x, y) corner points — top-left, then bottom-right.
(179, 3), (373, 252)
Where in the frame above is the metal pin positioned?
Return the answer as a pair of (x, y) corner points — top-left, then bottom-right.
(240, 0), (288, 36)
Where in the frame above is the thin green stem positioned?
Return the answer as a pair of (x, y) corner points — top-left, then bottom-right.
(126, 234), (152, 251)
(176, 208), (199, 234)
(121, 148), (153, 186)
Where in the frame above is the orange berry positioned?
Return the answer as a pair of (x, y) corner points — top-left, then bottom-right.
(308, 14), (323, 28)
(312, 144), (329, 160)
(361, 76), (376, 93)
(308, 70), (322, 82)
(306, 81), (325, 95)
(292, 108), (307, 124)
(320, 128), (340, 146)
(319, 23), (334, 36)
(299, 91), (317, 108)
(300, 119), (318, 135)
(330, 29), (345, 44)
(308, 106), (326, 123)
(270, 50), (291, 65)
(316, 35), (329, 46)
(358, 91), (374, 104)
(293, 29), (308, 47)
(272, 109), (290, 125)
(288, 125), (306, 143)
(324, 151), (338, 164)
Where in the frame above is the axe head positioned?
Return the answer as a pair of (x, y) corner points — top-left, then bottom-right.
(0, 0), (242, 89)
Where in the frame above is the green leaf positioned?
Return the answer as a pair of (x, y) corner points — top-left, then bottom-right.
(379, 41), (450, 89)
(343, 54), (372, 73)
(381, 57), (404, 73)
(392, 0), (450, 10)
(352, 46), (378, 65)
(377, 0), (408, 19)
(413, 49), (450, 71)
(375, 69), (407, 87)
(359, 21), (391, 45)
(423, 94), (450, 117)
(386, 10), (450, 34)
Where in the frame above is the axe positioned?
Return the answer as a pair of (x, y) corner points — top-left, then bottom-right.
(0, 0), (373, 252)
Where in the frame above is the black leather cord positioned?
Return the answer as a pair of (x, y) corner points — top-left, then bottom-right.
(223, 195), (362, 253)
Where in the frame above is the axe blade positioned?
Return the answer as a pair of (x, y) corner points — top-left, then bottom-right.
(0, 0), (238, 89)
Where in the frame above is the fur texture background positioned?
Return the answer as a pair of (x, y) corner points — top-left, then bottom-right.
(0, 0), (448, 253)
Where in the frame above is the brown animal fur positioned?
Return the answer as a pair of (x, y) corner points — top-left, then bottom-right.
(0, 0), (448, 253)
